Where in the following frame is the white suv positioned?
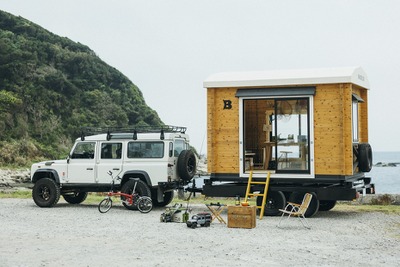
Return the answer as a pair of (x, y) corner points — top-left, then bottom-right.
(30, 126), (196, 208)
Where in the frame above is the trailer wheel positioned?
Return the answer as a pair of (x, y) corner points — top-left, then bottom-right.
(358, 143), (372, 172)
(289, 192), (319, 217)
(318, 200), (337, 211)
(257, 191), (286, 216)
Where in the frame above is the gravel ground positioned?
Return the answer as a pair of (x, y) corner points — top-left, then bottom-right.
(0, 198), (399, 267)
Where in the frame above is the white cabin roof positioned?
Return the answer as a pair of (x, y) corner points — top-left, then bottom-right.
(203, 67), (370, 89)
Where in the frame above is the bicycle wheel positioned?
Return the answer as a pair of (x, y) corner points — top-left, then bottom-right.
(137, 196), (153, 213)
(98, 197), (113, 213)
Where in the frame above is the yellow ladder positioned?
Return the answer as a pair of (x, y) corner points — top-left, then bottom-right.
(243, 171), (271, 220)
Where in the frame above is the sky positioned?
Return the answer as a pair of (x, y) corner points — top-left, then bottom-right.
(1, 0), (400, 153)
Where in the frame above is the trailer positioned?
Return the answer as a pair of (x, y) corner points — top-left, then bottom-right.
(201, 67), (374, 217)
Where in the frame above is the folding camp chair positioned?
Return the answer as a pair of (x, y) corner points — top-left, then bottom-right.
(277, 193), (313, 229)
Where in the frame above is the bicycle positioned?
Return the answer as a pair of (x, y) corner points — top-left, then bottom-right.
(98, 171), (153, 213)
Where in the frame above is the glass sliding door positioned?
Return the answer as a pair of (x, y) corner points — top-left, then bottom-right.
(274, 99), (310, 173)
(242, 97), (310, 174)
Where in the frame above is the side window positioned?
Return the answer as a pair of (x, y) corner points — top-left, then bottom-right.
(352, 100), (359, 143)
(127, 142), (164, 158)
(173, 140), (186, 157)
(71, 142), (95, 159)
(169, 142), (173, 157)
(101, 143), (122, 159)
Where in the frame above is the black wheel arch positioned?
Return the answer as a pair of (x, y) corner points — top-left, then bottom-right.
(121, 170), (152, 187)
(32, 169), (60, 184)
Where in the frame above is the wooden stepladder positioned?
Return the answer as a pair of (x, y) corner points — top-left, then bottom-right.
(243, 171), (271, 220)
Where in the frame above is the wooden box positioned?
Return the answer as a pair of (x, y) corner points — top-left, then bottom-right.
(227, 206), (256, 229)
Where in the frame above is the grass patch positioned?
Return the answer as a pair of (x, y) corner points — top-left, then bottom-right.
(0, 190), (31, 199)
(1, 190), (399, 215)
(334, 202), (400, 214)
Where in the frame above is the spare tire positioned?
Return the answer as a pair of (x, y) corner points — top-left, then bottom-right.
(358, 143), (372, 172)
(177, 150), (197, 181)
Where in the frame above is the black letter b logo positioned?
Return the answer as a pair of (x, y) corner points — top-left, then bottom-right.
(223, 100), (232, 109)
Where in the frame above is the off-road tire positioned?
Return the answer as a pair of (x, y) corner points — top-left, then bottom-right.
(62, 192), (88, 204)
(358, 143), (372, 172)
(177, 150), (197, 181)
(121, 179), (151, 210)
(32, 178), (61, 207)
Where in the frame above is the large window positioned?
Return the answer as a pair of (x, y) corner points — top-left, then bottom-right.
(243, 97), (310, 174)
(127, 142), (164, 158)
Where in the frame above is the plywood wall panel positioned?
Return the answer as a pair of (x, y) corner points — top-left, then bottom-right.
(207, 88), (239, 174)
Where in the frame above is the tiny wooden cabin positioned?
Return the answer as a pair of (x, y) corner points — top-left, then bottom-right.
(204, 67), (371, 181)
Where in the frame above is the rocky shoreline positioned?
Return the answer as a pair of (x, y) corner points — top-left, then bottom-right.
(0, 169), (31, 191)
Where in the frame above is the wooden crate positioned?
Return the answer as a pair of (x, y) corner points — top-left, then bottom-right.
(227, 206), (256, 229)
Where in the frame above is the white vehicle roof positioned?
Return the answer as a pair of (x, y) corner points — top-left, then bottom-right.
(203, 66), (369, 89)
(76, 132), (189, 142)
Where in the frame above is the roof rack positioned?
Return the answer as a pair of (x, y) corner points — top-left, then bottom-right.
(80, 125), (187, 141)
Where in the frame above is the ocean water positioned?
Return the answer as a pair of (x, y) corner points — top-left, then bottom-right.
(369, 151), (400, 194)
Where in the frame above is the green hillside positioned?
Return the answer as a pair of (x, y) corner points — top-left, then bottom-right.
(0, 10), (163, 166)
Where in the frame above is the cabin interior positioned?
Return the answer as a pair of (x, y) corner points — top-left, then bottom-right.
(243, 97), (310, 174)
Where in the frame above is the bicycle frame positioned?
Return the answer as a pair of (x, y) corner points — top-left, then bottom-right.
(105, 191), (138, 206)
(105, 171), (139, 205)
(98, 170), (152, 213)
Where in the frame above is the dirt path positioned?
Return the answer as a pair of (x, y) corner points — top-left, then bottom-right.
(0, 198), (399, 266)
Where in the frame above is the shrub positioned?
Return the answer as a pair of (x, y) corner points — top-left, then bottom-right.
(370, 194), (393, 205)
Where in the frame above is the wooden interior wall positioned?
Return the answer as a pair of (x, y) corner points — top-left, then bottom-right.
(313, 84), (353, 175)
(207, 87), (239, 174)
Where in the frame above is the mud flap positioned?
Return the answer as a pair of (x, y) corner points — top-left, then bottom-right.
(157, 187), (164, 202)
(177, 188), (185, 199)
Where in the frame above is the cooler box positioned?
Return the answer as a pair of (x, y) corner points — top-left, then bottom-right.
(227, 206), (256, 229)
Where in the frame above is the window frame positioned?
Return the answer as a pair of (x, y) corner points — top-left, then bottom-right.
(238, 94), (315, 179)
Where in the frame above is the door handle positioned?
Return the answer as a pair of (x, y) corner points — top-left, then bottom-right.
(113, 168), (120, 171)
(87, 168), (93, 170)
